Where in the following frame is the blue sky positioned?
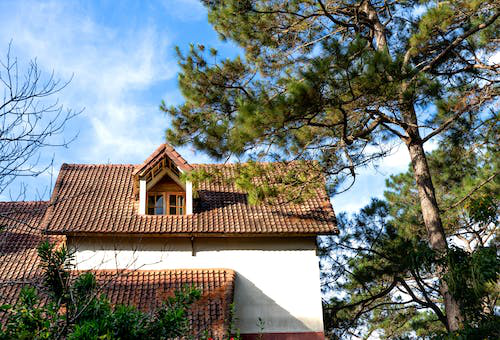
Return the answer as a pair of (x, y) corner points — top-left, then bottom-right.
(0, 0), (415, 213)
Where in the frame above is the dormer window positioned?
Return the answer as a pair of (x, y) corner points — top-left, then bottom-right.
(135, 144), (193, 216)
(147, 192), (186, 216)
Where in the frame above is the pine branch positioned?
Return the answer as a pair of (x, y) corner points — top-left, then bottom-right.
(417, 11), (500, 75)
(443, 171), (500, 212)
(397, 277), (448, 329)
(421, 89), (496, 144)
(326, 279), (398, 312)
(316, 0), (356, 28)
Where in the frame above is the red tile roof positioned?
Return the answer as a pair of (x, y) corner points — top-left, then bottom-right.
(42, 163), (337, 235)
(0, 202), (62, 317)
(87, 269), (235, 338)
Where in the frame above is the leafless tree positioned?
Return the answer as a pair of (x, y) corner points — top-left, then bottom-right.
(0, 41), (79, 197)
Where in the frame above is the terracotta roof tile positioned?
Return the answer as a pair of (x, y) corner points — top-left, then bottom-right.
(0, 202), (63, 318)
(86, 269), (235, 338)
(43, 162), (337, 235)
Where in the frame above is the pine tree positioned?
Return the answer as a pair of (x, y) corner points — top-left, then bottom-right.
(162, 0), (499, 332)
(320, 118), (499, 338)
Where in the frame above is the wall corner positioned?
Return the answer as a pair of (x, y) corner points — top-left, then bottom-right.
(139, 179), (146, 215)
(186, 180), (193, 215)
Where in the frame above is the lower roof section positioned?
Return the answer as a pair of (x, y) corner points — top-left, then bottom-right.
(83, 268), (236, 338)
(0, 201), (62, 321)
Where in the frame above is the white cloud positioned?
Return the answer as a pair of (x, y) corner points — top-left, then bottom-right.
(161, 0), (206, 22)
(0, 0), (180, 165)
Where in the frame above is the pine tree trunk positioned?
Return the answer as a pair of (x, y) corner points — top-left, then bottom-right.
(356, 0), (464, 331)
(406, 138), (463, 331)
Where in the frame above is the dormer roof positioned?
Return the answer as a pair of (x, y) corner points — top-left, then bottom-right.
(133, 143), (192, 177)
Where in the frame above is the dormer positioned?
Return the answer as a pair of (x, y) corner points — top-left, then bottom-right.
(133, 144), (193, 215)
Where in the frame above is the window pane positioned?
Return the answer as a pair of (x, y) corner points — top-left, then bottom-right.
(156, 195), (164, 207)
(169, 194), (176, 206)
(179, 207), (183, 215)
(148, 208), (155, 215)
(148, 196), (155, 206)
(155, 196), (164, 214)
(177, 195), (184, 206)
(169, 206), (176, 215)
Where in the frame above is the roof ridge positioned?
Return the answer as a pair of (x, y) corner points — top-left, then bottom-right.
(0, 200), (48, 204)
(192, 160), (314, 166)
(61, 163), (135, 169)
(73, 268), (235, 273)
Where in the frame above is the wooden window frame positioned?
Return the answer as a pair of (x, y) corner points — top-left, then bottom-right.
(147, 191), (186, 216)
(147, 193), (164, 215)
(167, 192), (185, 215)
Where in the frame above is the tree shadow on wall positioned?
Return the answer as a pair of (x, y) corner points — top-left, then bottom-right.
(234, 273), (318, 335)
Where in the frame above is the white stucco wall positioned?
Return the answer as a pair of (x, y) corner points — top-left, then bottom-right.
(68, 236), (324, 334)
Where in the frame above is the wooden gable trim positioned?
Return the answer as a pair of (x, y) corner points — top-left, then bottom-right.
(145, 163), (185, 192)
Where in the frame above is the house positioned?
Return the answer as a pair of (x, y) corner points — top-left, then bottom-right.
(0, 144), (337, 339)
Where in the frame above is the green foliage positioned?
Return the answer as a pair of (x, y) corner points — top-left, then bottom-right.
(148, 285), (201, 339)
(444, 246), (499, 322)
(226, 303), (240, 340)
(447, 316), (500, 340)
(72, 272), (97, 306)
(185, 160), (323, 205)
(164, 0), (498, 171)
(37, 241), (73, 300)
(68, 300), (149, 340)
(67, 285), (203, 340)
(232, 161), (322, 204)
(409, 3), (454, 52)
(0, 287), (59, 340)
